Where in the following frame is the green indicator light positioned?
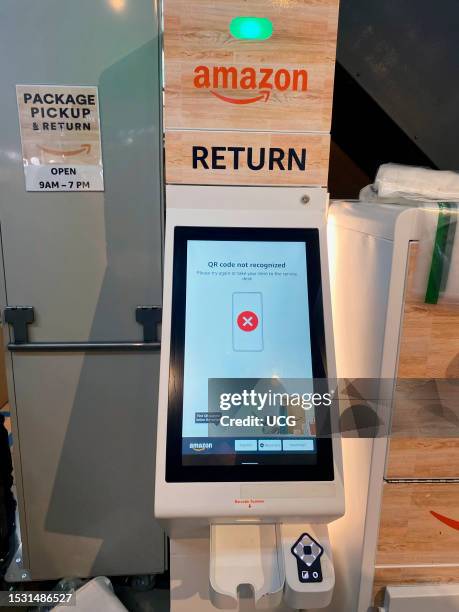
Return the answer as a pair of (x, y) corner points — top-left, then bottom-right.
(229, 16), (273, 41)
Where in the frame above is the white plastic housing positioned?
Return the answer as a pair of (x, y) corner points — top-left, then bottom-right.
(155, 186), (344, 536)
(281, 523), (334, 609)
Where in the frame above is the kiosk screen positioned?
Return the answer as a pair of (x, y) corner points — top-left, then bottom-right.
(166, 227), (334, 482)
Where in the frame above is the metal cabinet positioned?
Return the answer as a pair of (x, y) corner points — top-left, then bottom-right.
(0, 0), (165, 579)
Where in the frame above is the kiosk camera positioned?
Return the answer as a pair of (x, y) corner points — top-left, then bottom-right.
(155, 186), (344, 610)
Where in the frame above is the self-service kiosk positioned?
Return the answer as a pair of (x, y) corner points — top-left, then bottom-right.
(155, 185), (344, 610)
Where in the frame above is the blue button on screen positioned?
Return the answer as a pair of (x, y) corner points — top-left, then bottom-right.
(235, 439), (258, 452)
(282, 439), (315, 452)
(258, 440), (282, 451)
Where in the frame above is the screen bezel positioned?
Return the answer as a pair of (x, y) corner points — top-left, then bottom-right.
(166, 226), (334, 483)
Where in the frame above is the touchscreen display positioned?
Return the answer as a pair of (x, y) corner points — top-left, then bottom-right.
(167, 227), (333, 482)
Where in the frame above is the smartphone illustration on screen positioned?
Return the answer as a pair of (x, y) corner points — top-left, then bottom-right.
(232, 292), (264, 351)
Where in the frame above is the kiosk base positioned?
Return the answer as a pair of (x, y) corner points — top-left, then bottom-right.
(170, 523), (334, 611)
(210, 524), (284, 610)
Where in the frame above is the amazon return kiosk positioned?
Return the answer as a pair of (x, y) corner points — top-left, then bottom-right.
(155, 186), (344, 611)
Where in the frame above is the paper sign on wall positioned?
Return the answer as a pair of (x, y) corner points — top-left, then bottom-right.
(16, 85), (104, 192)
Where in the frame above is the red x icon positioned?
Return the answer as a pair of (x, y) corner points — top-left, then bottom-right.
(237, 310), (259, 332)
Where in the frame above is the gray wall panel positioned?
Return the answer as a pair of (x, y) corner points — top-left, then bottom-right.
(0, 0), (165, 578)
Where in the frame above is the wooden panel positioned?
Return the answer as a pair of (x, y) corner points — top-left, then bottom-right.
(376, 482), (459, 566)
(166, 131), (330, 185)
(374, 244), (459, 599)
(386, 242), (459, 479)
(387, 378), (459, 478)
(164, 0), (339, 131)
(398, 243), (459, 379)
(398, 300), (459, 378)
(387, 438), (459, 480)
(373, 566), (459, 607)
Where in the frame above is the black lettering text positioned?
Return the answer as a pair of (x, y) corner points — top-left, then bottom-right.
(192, 146), (209, 169)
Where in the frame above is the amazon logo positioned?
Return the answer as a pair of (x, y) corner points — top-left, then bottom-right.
(193, 65), (308, 105)
(189, 442), (213, 452)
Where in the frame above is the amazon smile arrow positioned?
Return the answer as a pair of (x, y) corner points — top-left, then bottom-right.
(38, 144), (91, 157)
(210, 90), (271, 105)
(431, 511), (459, 531)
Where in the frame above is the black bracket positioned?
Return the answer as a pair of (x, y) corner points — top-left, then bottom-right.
(135, 306), (162, 343)
(4, 306), (34, 344)
(3, 305), (162, 352)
